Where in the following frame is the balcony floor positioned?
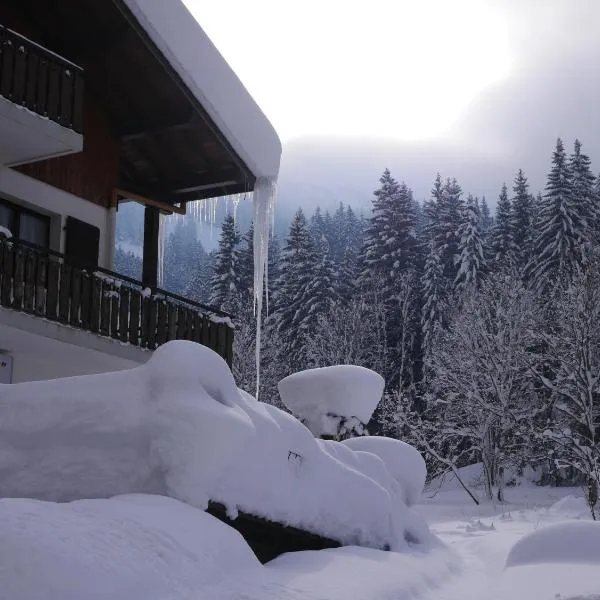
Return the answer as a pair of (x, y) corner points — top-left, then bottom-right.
(0, 95), (83, 166)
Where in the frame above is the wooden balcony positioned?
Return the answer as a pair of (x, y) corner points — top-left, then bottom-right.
(0, 24), (83, 165)
(0, 237), (233, 365)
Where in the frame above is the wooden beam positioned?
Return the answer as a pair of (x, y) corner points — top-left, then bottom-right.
(142, 205), (160, 288)
(112, 188), (186, 215)
(121, 117), (193, 141)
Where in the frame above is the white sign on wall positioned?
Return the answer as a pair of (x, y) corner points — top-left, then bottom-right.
(0, 355), (13, 383)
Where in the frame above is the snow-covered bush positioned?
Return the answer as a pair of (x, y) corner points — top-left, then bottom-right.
(278, 365), (384, 439)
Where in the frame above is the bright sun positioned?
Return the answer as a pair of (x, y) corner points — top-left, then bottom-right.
(184, 0), (512, 142)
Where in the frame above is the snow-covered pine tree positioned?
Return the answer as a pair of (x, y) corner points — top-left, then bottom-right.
(358, 169), (418, 301)
(272, 208), (317, 371)
(527, 138), (587, 295)
(237, 223), (255, 303)
(479, 196), (493, 232)
(304, 234), (338, 340)
(421, 242), (445, 357)
(454, 194), (486, 295)
(569, 139), (597, 243)
(489, 183), (513, 268)
(510, 169), (533, 273)
(209, 214), (241, 312)
(438, 178), (464, 282)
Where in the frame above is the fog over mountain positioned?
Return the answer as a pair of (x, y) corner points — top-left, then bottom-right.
(277, 0), (600, 218)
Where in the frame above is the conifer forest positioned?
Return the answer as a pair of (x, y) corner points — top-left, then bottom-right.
(116, 138), (600, 512)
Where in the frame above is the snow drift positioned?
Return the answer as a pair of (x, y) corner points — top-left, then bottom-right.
(342, 436), (427, 506)
(0, 494), (259, 600)
(505, 520), (600, 567)
(0, 341), (433, 551)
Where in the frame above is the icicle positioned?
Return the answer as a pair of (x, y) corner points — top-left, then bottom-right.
(232, 193), (243, 224)
(157, 212), (166, 288)
(252, 176), (277, 399)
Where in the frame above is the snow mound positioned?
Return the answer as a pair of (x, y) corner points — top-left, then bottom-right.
(341, 436), (427, 506)
(0, 340), (253, 504)
(0, 494), (258, 600)
(278, 365), (384, 437)
(548, 494), (591, 516)
(0, 341), (433, 552)
(208, 390), (433, 550)
(505, 521), (600, 568)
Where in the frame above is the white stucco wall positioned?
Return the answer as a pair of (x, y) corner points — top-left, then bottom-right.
(0, 310), (149, 383)
(0, 166), (114, 268)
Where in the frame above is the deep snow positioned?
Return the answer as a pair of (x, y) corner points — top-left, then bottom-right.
(1, 471), (598, 600)
(1, 342), (598, 599)
(0, 341), (431, 550)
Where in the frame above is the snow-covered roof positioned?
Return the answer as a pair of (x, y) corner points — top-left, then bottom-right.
(122, 0), (282, 181)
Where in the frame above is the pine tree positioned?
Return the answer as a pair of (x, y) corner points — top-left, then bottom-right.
(455, 194), (486, 294)
(273, 208), (317, 370)
(358, 169), (417, 302)
(480, 196), (493, 232)
(489, 183), (513, 268)
(237, 223), (255, 303)
(209, 214), (241, 312)
(304, 234), (338, 342)
(421, 242), (445, 356)
(511, 170), (533, 271)
(528, 138), (587, 294)
(569, 139), (597, 240)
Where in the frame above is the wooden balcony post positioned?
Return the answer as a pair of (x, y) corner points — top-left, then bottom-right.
(142, 205), (160, 289)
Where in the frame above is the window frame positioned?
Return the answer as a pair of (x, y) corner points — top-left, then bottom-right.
(0, 196), (51, 249)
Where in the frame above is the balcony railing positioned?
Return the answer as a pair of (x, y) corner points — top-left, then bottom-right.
(0, 237), (233, 365)
(0, 24), (83, 133)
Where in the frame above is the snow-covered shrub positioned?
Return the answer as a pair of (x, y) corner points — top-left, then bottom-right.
(278, 365), (384, 439)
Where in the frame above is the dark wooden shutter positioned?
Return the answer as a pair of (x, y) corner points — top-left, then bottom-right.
(65, 217), (100, 269)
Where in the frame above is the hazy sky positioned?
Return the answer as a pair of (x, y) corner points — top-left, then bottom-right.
(185, 0), (600, 212)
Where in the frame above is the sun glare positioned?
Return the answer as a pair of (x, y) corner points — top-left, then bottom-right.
(185, 0), (512, 142)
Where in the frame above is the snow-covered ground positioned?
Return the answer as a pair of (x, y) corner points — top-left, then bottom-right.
(1, 342), (598, 599)
(2, 467), (598, 599)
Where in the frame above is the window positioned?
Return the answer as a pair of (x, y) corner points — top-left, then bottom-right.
(0, 198), (50, 248)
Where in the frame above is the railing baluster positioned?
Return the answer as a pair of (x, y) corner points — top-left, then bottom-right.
(34, 252), (46, 315)
(89, 275), (101, 333)
(47, 258), (60, 320)
(110, 286), (120, 339)
(129, 290), (141, 346)
(119, 287), (130, 343)
(13, 248), (24, 309)
(0, 240), (13, 307)
(70, 268), (82, 326)
(0, 38), (15, 99)
(23, 250), (35, 312)
(100, 282), (111, 337)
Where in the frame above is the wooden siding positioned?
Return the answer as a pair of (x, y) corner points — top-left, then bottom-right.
(15, 95), (120, 208)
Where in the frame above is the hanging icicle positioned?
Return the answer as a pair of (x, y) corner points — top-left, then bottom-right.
(252, 176), (277, 399)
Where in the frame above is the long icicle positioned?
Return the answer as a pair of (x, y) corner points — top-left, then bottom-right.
(252, 177), (277, 399)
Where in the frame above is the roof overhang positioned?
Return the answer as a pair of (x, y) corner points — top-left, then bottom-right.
(120, 0), (282, 190)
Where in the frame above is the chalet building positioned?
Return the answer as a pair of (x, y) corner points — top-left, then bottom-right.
(0, 0), (281, 383)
